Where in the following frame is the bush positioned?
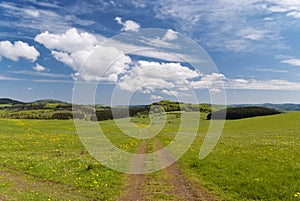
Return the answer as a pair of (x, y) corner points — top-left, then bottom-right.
(51, 111), (73, 120)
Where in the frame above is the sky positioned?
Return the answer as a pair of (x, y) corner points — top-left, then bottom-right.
(0, 0), (300, 105)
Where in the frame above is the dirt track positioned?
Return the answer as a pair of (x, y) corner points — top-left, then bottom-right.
(118, 138), (218, 201)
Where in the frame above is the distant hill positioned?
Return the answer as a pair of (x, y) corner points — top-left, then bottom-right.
(30, 99), (69, 105)
(0, 98), (69, 105)
(231, 103), (300, 111)
(1, 98), (300, 112)
(0, 98), (24, 105)
(150, 100), (212, 113)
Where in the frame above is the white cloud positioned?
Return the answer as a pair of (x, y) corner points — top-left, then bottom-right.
(161, 89), (192, 97)
(33, 79), (74, 83)
(226, 78), (300, 90)
(162, 29), (178, 41)
(0, 40), (39, 61)
(150, 0), (299, 51)
(118, 60), (200, 93)
(35, 28), (131, 82)
(275, 54), (293, 60)
(191, 73), (225, 89)
(287, 11), (300, 18)
(139, 36), (180, 49)
(114, 16), (122, 24)
(79, 46), (131, 82)
(35, 28), (98, 53)
(51, 51), (75, 67)
(281, 59), (300, 66)
(209, 88), (221, 94)
(0, 2), (95, 33)
(131, 0), (146, 8)
(35, 28), (99, 71)
(33, 63), (46, 71)
(11, 70), (69, 78)
(266, 0), (300, 16)
(0, 75), (24, 81)
(130, 49), (183, 62)
(161, 89), (179, 96)
(150, 95), (162, 100)
(192, 73), (300, 91)
(103, 33), (204, 63)
(244, 33), (264, 40)
(23, 0), (60, 8)
(122, 20), (140, 32)
(24, 9), (40, 17)
(252, 68), (288, 73)
(115, 16), (140, 32)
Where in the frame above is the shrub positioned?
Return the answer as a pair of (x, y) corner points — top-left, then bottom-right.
(51, 111), (73, 120)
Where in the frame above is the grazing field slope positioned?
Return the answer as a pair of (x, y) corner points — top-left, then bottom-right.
(177, 112), (300, 201)
(0, 112), (299, 200)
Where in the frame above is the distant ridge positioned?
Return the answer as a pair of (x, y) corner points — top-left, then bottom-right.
(1, 98), (300, 111)
(231, 103), (300, 111)
(0, 98), (24, 105)
(31, 99), (69, 105)
(0, 98), (69, 105)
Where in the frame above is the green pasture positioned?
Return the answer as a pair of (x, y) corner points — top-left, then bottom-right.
(0, 112), (299, 200)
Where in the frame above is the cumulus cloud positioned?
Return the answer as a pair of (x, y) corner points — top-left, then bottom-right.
(114, 16), (140, 32)
(162, 29), (178, 41)
(35, 28), (98, 53)
(35, 28), (131, 82)
(115, 16), (122, 24)
(191, 73), (225, 89)
(281, 59), (300, 66)
(35, 28), (98, 71)
(79, 46), (131, 82)
(118, 60), (200, 93)
(0, 40), (39, 61)
(33, 63), (46, 71)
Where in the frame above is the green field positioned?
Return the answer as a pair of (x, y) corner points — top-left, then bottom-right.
(0, 112), (299, 200)
(178, 112), (300, 200)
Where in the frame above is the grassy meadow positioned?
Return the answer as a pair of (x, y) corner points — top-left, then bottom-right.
(0, 112), (299, 200)
(179, 112), (300, 200)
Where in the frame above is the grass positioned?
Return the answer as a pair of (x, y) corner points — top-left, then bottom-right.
(176, 112), (300, 200)
(0, 119), (138, 200)
(0, 112), (299, 200)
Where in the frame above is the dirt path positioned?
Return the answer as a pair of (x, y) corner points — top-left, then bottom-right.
(118, 137), (218, 201)
(118, 139), (147, 201)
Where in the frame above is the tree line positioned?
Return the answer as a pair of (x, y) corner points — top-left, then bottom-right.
(207, 106), (281, 120)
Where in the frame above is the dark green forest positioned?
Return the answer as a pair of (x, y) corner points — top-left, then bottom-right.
(207, 106), (281, 120)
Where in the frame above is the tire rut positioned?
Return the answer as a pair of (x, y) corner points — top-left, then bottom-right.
(118, 137), (218, 201)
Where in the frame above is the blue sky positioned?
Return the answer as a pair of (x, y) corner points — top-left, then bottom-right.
(0, 0), (300, 105)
